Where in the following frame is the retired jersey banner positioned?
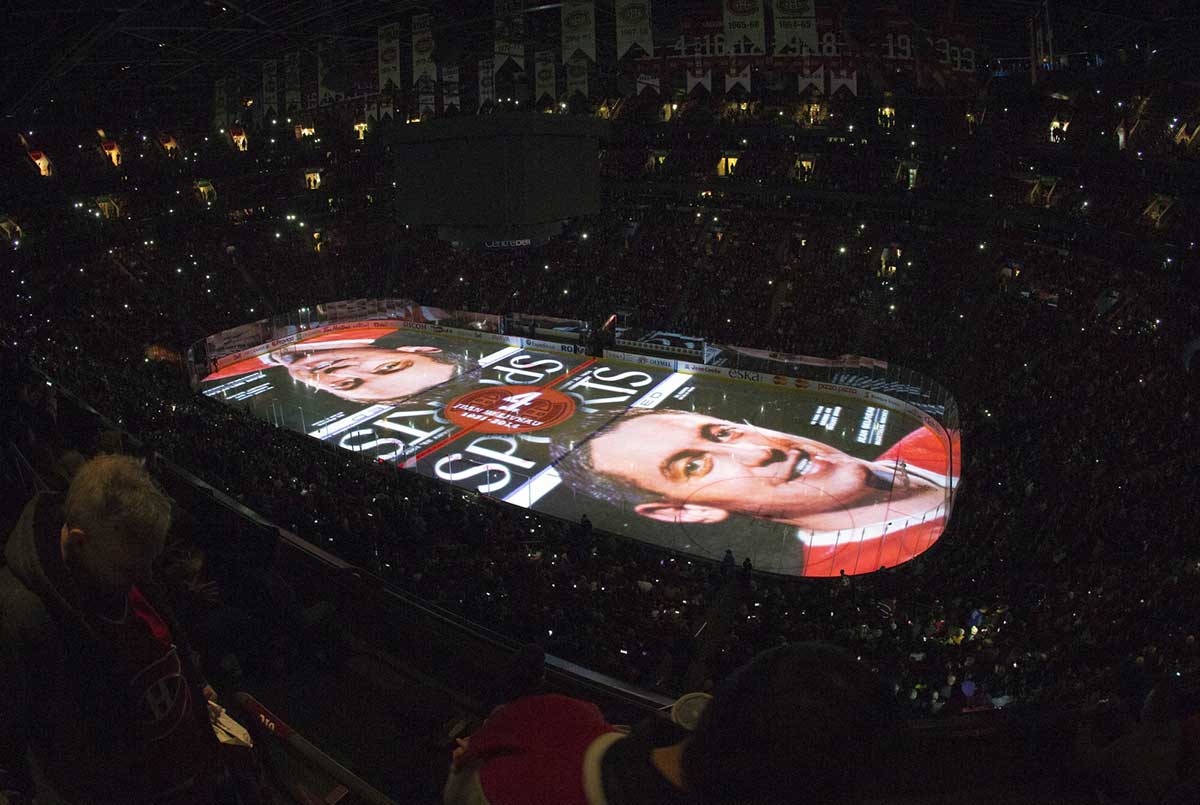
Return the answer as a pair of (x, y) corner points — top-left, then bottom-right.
(798, 62), (824, 93)
(378, 23), (402, 92)
(830, 67), (857, 96)
(724, 0), (766, 56)
(566, 54), (588, 99)
(772, 0), (817, 56)
(726, 64), (751, 93)
(686, 65), (712, 94)
(479, 58), (496, 107)
(262, 60), (279, 115)
(494, 0), (525, 73)
(636, 73), (661, 95)
(442, 65), (461, 112)
(535, 51), (557, 102)
(615, 0), (653, 60)
(284, 52), (302, 112)
(412, 13), (435, 87)
(561, 0), (596, 63)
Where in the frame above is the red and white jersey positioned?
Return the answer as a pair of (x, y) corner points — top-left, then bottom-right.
(800, 426), (960, 577)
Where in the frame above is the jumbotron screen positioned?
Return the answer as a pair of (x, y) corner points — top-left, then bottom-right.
(201, 324), (958, 577)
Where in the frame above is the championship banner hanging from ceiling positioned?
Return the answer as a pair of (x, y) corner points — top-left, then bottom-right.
(214, 78), (229, 130)
(494, 0), (525, 73)
(561, 0), (596, 63)
(378, 23), (402, 92)
(724, 0), (766, 56)
(412, 13), (435, 87)
(772, 0), (817, 56)
(478, 58), (496, 107)
(419, 78), (437, 117)
(615, 0), (653, 60)
(442, 65), (461, 112)
(262, 60), (279, 115)
(535, 51), (557, 102)
(566, 54), (588, 99)
(284, 52), (302, 113)
(318, 39), (336, 106)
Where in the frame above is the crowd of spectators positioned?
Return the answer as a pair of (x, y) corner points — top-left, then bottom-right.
(4, 79), (1200, 793)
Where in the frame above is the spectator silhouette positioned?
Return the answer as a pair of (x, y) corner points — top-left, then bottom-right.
(0, 455), (227, 803)
(444, 642), (903, 805)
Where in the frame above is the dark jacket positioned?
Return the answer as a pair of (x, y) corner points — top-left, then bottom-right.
(0, 492), (218, 803)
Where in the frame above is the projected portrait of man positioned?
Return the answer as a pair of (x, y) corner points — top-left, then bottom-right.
(203, 325), (467, 405)
(265, 344), (459, 404)
(552, 409), (956, 576)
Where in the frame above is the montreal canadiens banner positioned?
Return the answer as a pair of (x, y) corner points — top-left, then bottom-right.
(412, 13), (435, 88)
(478, 58), (496, 107)
(200, 320), (958, 578)
(213, 79), (228, 130)
(378, 23), (402, 92)
(798, 62), (824, 94)
(317, 39), (338, 106)
(284, 52), (302, 113)
(494, 0), (525, 73)
(566, 54), (588, 99)
(442, 65), (461, 112)
(561, 0), (596, 63)
(724, 0), (766, 56)
(687, 65), (713, 94)
(726, 64), (751, 94)
(772, 0), (817, 56)
(830, 67), (857, 96)
(535, 51), (557, 102)
(262, 60), (279, 115)
(615, 0), (653, 60)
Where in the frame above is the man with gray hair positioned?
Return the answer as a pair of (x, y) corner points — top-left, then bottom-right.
(0, 455), (226, 803)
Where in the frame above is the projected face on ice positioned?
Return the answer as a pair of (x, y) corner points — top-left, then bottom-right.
(567, 410), (946, 533)
(269, 344), (459, 403)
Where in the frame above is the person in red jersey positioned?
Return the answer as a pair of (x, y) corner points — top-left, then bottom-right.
(0, 456), (230, 803)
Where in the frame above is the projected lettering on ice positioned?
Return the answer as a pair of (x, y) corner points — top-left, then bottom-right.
(445, 386), (576, 433)
(855, 406), (889, 446)
(809, 405), (842, 431)
(200, 320), (959, 578)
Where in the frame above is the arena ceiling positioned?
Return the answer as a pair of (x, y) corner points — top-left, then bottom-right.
(2, 1), (1196, 122)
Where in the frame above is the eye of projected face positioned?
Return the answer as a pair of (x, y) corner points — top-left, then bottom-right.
(373, 359), (411, 373)
(704, 423), (738, 441)
(683, 454), (711, 478)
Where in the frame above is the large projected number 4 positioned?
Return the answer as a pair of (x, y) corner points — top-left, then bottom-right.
(498, 391), (542, 412)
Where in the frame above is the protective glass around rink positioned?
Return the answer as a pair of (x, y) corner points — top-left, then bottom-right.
(201, 324), (959, 577)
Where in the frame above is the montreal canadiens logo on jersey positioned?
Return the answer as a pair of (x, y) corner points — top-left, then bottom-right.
(131, 645), (191, 741)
